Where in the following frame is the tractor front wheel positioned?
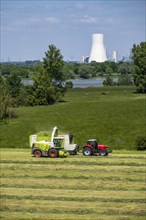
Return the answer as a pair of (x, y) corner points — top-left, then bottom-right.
(48, 148), (58, 158)
(34, 150), (42, 158)
(83, 147), (93, 156)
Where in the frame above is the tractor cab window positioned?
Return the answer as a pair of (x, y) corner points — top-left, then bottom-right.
(87, 140), (98, 148)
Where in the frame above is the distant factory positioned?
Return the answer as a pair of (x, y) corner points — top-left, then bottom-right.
(81, 33), (131, 64)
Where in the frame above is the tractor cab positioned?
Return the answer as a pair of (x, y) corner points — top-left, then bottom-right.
(87, 139), (98, 149)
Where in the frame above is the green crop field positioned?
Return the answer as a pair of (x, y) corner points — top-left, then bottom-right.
(0, 86), (145, 150)
(0, 149), (146, 220)
(0, 86), (146, 219)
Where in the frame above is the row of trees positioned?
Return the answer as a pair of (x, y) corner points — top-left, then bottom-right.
(0, 60), (135, 79)
(0, 64), (33, 78)
(65, 61), (135, 79)
(0, 42), (146, 120)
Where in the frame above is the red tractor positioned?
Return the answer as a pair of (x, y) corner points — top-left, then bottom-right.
(83, 139), (112, 156)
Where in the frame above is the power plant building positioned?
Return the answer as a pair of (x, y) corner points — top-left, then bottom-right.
(112, 51), (119, 63)
(89, 33), (107, 63)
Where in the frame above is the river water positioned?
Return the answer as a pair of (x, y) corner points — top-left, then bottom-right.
(22, 78), (118, 88)
(69, 78), (105, 88)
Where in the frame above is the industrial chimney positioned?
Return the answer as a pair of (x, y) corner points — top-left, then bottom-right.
(89, 33), (107, 63)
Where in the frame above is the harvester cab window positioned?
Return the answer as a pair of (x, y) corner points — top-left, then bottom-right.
(53, 139), (61, 147)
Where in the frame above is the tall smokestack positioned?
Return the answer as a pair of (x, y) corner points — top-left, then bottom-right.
(89, 33), (107, 63)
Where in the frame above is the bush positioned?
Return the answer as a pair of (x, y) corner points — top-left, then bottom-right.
(65, 81), (73, 89)
(117, 74), (133, 86)
(136, 136), (146, 150)
(103, 76), (114, 86)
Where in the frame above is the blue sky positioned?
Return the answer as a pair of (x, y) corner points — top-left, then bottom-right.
(1, 0), (145, 62)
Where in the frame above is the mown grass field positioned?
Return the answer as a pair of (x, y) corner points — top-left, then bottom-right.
(0, 148), (146, 220)
(0, 86), (145, 150)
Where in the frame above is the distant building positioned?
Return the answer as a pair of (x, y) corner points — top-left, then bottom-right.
(81, 56), (89, 63)
(112, 51), (119, 63)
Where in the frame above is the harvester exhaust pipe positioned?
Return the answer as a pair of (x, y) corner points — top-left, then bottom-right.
(69, 133), (74, 144)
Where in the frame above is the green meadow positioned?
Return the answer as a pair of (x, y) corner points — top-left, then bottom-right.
(1, 86), (146, 219)
(1, 149), (146, 220)
(0, 86), (145, 150)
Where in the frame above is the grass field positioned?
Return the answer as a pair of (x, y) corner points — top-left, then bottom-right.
(0, 86), (145, 150)
(0, 148), (146, 220)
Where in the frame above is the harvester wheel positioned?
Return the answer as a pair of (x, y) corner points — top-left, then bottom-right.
(99, 150), (108, 156)
(83, 147), (92, 156)
(48, 148), (58, 158)
(34, 150), (42, 158)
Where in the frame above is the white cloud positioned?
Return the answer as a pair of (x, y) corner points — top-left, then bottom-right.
(15, 16), (61, 26)
(28, 17), (61, 25)
(80, 15), (97, 24)
(29, 18), (41, 24)
(45, 17), (60, 24)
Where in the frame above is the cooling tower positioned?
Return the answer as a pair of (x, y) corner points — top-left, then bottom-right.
(89, 33), (107, 63)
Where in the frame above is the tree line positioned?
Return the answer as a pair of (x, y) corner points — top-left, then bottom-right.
(0, 42), (146, 120)
(0, 58), (135, 79)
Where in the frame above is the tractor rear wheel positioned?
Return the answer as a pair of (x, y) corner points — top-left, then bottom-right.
(34, 150), (42, 158)
(48, 148), (58, 158)
(83, 147), (92, 156)
(99, 150), (108, 156)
